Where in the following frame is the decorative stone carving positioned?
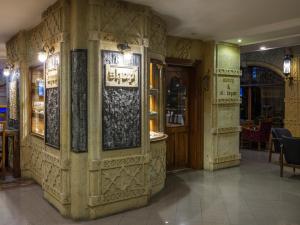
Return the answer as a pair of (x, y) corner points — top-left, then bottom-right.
(150, 141), (166, 190)
(100, 155), (147, 205)
(166, 36), (203, 61)
(99, 0), (145, 45)
(43, 151), (63, 202)
(149, 15), (167, 56)
(29, 137), (45, 185)
(215, 68), (242, 76)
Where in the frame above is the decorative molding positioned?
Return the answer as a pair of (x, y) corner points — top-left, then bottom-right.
(99, 0), (145, 45)
(29, 137), (44, 185)
(215, 68), (242, 76)
(101, 155), (146, 169)
(150, 141), (166, 188)
(213, 153), (241, 164)
(215, 99), (241, 104)
(43, 151), (64, 203)
(149, 15), (167, 56)
(212, 126), (241, 134)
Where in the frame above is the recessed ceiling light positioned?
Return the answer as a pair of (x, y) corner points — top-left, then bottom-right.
(260, 46), (267, 51)
(237, 39), (242, 43)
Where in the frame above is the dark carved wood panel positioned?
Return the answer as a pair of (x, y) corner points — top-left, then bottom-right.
(45, 87), (60, 148)
(102, 50), (141, 150)
(71, 49), (87, 152)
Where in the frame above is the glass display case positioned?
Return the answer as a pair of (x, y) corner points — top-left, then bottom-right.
(149, 60), (164, 140)
(31, 66), (45, 137)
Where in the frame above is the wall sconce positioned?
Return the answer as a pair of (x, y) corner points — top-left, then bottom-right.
(3, 64), (14, 77)
(283, 54), (293, 83)
(38, 45), (55, 63)
(117, 42), (132, 61)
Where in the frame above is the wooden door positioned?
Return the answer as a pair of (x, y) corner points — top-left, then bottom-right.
(165, 66), (191, 170)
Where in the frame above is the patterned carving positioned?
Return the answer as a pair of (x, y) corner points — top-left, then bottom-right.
(212, 126), (241, 134)
(150, 141), (166, 187)
(215, 99), (241, 104)
(25, 2), (62, 63)
(6, 34), (23, 62)
(215, 68), (242, 76)
(149, 15), (167, 55)
(99, 155), (147, 205)
(71, 49), (87, 152)
(43, 151), (63, 202)
(214, 154), (241, 164)
(99, 0), (145, 44)
(102, 51), (141, 150)
(29, 137), (45, 185)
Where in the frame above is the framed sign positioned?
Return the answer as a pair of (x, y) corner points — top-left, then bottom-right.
(46, 53), (59, 88)
(105, 64), (139, 87)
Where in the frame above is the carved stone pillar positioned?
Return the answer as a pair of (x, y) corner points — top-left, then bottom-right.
(69, 0), (89, 219)
(203, 42), (241, 170)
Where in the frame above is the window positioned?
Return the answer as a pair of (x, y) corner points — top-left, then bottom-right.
(31, 66), (45, 136)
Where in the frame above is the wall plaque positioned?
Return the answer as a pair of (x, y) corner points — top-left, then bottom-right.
(46, 53), (59, 88)
(45, 53), (60, 149)
(217, 77), (240, 101)
(105, 64), (139, 87)
(102, 51), (141, 150)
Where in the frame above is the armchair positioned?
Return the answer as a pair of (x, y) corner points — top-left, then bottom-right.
(280, 136), (300, 177)
(269, 128), (292, 162)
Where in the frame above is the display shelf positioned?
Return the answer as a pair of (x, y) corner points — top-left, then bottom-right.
(31, 66), (45, 137)
(149, 60), (165, 140)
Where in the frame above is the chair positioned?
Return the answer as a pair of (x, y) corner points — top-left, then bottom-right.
(241, 121), (272, 150)
(269, 128), (292, 162)
(280, 136), (300, 177)
(0, 121), (6, 179)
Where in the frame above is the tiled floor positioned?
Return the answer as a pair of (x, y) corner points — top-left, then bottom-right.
(1, 150), (300, 225)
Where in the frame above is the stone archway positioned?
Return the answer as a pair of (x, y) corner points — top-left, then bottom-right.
(240, 63), (285, 127)
(245, 61), (286, 79)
